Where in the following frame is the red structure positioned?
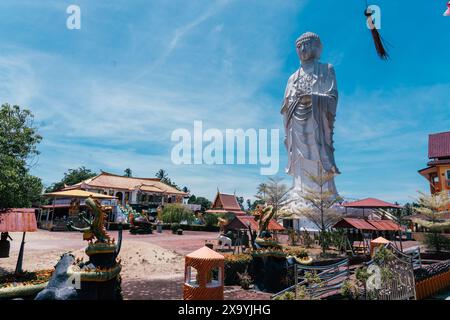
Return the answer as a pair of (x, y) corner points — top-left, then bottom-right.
(183, 246), (224, 300)
(343, 198), (401, 218)
(206, 192), (245, 215)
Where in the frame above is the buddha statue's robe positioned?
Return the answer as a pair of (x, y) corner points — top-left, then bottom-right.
(281, 60), (339, 196)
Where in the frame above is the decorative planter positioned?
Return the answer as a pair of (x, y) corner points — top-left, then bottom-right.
(415, 270), (450, 300)
(156, 225), (163, 233)
(0, 281), (48, 299)
(177, 229), (183, 235)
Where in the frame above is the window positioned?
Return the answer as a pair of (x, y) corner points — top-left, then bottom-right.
(446, 170), (450, 180)
(185, 267), (199, 287)
(206, 267), (222, 288)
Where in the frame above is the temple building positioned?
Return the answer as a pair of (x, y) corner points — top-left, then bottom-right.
(206, 192), (245, 216)
(61, 171), (187, 207)
(39, 172), (188, 230)
(418, 131), (450, 197)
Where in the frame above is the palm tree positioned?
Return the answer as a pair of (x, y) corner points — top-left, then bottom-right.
(156, 169), (168, 180)
(123, 168), (132, 177)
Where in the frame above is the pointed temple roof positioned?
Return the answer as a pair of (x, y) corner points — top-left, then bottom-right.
(206, 192), (245, 215)
(186, 246), (224, 260)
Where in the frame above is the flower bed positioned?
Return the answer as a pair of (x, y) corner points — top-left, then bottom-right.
(0, 269), (53, 299)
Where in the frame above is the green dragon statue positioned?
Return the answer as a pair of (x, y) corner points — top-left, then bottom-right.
(67, 197), (111, 244)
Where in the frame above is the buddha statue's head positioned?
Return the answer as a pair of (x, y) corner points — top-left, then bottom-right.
(296, 32), (322, 64)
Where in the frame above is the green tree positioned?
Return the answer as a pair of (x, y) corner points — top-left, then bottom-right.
(413, 191), (450, 252)
(0, 104), (43, 210)
(290, 168), (342, 253)
(45, 166), (97, 193)
(188, 195), (212, 212)
(161, 204), (195, 224)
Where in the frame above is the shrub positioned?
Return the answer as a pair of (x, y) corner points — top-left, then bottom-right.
(237, 270), (252, 290)
(273, 291), (295, 300)
(171, 223), (180, 234)
(204, 213), (219, 227)
(424, 232), (450, 252)
(341, 279), (360, 300)
(162, 204), (195, 224)
(284, 246), (309, 258)
(224, 254), (252, 285)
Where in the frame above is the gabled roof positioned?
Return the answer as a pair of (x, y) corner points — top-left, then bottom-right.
(211, 192), (243, 212)
(429, 131), (450, 159)
(62, 172), (187, 196)
(343, 198), (401, 209)
(333, 218), (403, 232)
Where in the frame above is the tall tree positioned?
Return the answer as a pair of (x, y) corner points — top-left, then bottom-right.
(0, 104), (43, 209)
(124, 168), (132, 177)
(291, 169), (342, 253)
(412, 191), (450, 252)
(45, 166), (97, 193)
(188, 195), (212, 212)
(255, 177), (290, 217)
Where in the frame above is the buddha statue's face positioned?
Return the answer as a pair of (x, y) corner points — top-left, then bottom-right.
(296, 38), (322, 64)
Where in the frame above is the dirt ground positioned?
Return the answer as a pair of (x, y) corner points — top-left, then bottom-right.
(0, 229), (213, 299)
(0, 229), (270, 300)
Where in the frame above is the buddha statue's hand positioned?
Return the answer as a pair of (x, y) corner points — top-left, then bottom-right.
(298, 93), (312, 106)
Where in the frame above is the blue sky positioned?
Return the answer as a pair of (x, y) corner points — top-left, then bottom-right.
(0, 0), (449, 204)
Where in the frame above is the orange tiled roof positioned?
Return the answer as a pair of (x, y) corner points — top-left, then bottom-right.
(63, 172), (187, 196)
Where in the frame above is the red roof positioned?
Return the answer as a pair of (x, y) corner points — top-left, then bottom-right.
(226, 215), (284, 232)
(0, 208), (38, 232)
(429, 131), (450, 159)
(333, 218), (403, 232)
(333, 218), (378, 231)
(367, 220), (403, 232)
(343, 198), (401, 209)
(210, 192), (244, 213)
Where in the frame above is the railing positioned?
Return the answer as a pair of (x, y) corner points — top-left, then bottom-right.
(272, 258), (350, 300)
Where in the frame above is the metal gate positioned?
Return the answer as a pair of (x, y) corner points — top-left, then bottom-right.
(367, 244), (416, 300)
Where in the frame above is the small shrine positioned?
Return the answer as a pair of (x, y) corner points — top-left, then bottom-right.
(184, 246), (224, 300)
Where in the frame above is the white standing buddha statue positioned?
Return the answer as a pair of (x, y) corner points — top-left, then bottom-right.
(281, 32), (340, 201)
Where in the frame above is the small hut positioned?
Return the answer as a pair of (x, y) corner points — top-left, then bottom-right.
(184, 246), (224, 300)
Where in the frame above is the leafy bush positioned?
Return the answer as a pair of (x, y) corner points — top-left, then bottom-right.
(237, 270), (252, 290)
(171, 223), (180, 234)
(424, 232), (450, 252)
(273, 291), (295, 300)
(204, 213), (218, 227)
(341, 280), (360, 300)
(284, 246), (309, 258)
(224, 254), (252, 285)
(162, 204), (195, 224)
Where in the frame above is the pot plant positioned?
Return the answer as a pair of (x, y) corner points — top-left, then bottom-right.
(177, 228), (183, 235)
(171, 223), (180, 234)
